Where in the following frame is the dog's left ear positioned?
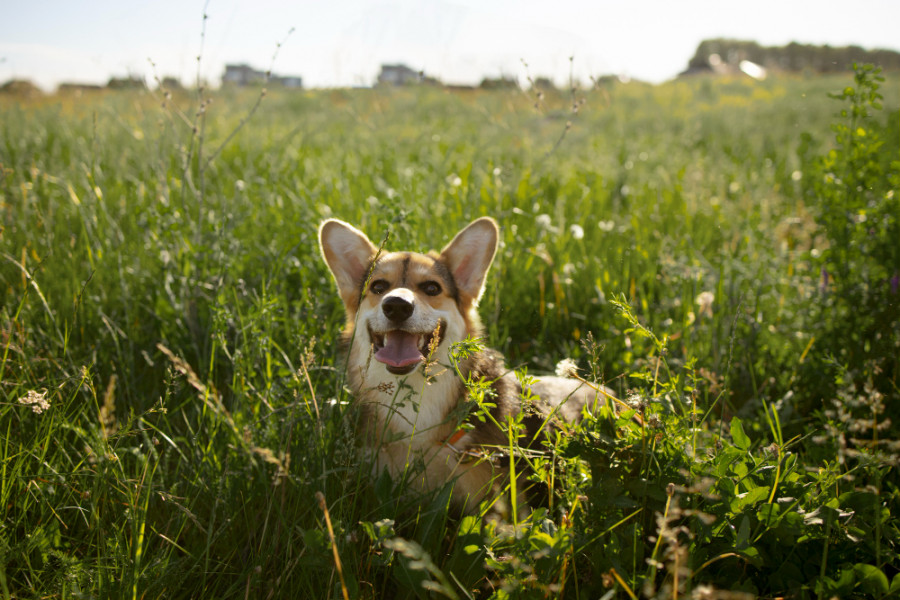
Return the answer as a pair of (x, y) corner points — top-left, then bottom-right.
(440, 217), (499, 302)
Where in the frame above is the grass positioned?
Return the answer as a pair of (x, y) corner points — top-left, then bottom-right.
(1, 71), (898, 598)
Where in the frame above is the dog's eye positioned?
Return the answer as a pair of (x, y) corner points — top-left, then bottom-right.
(420, 281), (442, 296)
(369, 279), (389, 295)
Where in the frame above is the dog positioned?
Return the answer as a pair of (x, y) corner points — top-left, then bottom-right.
(319, 217), (609, 515)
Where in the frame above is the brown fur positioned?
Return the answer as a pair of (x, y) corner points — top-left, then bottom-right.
(319, 217), (607, 514)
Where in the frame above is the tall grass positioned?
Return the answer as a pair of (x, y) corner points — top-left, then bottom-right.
(1, 71), (898, 598)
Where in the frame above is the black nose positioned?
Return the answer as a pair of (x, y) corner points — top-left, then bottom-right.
(382, 296), (414, 323)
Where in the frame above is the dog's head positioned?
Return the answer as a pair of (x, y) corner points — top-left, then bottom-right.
(319, 218), (499, 376)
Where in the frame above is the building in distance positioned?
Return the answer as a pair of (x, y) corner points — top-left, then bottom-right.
(222, 64), (302, 88)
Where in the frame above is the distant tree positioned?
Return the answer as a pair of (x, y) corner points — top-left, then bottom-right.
(531, 77), (555, 91)
(0, 79), (43, 98)
(159, 77), (183, 91)
(684, 38), (900, 76)
(107, 76), (145, 90)
(479, 76), (517, 90)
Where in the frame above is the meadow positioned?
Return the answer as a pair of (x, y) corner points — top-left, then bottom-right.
(1, 68), (898, 598)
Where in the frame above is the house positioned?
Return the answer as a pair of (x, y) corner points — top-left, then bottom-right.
(223, 64), (267, 87)
(270, 75), (303, 88)
(377, 64), (421, 86)
(222, 64), (302, 88)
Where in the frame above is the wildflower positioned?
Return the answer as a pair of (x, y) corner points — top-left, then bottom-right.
(535, 214), (552, 229)
(555, 358), (578, 378)
(18, 389), (50, 414)
(694, 291), (715, 318)
(569, 224), (584, 240)
(598, 220), (615, 232)
(626, 390), (648, 411)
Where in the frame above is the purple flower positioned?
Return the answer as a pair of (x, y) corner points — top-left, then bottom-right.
(891, 273), (899, 295)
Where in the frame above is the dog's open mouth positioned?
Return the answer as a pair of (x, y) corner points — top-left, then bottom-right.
(369, 320), (447, 375)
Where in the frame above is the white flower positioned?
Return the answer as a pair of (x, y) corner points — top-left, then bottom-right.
(535, 214), (552, 229)
(18, 389), (50, 414)
(555, 358), (578, 378)
(598, 220), (615, 232)
(695, 291), (715, 318)
(569, 224), (584, 240)
(625, 390), (644, 409)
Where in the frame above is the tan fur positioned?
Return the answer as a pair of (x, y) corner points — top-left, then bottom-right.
(319, 217), (608, 513)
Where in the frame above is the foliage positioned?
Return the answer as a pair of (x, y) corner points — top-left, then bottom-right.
(795, 63), (899, 442)
(688, 39), (900, 74)
(1, 69), (898, 598)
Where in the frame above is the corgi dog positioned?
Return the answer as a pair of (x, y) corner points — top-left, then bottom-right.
(319, 217), (606, 514)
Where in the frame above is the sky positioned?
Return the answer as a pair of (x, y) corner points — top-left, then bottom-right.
(2, 0), (900, 91)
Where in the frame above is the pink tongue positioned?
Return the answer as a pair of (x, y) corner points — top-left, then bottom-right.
(375, 331), (423, 368)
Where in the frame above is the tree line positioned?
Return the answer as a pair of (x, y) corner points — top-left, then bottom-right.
(685, 38), (900, 74)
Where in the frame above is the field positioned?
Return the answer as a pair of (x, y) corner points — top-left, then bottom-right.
(1, 70), (898, 598)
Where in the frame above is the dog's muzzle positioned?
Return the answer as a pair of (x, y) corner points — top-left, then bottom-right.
(367, 289), (447, 374)
(382, 294), (414, 323)
(368, 319), (448, 375)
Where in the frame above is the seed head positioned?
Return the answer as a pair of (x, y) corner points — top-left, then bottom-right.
(555, 358), (578, 378)
(18, 389), (50, 414)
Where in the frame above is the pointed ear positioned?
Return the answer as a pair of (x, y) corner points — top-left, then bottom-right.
(319, 219), (378, 305)
(439, 217), (499, 302)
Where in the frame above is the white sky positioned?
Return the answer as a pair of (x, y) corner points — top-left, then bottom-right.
(2, 0), (899, 90)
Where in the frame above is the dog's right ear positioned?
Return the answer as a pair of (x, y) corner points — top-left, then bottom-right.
(319, 219), (378, 308)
